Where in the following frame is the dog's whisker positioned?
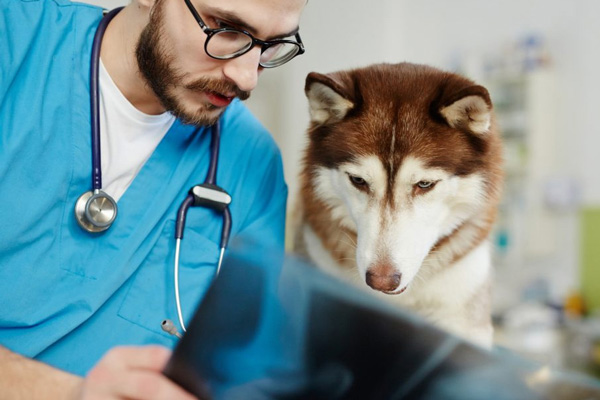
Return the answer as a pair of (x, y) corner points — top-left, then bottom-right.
(339, 239), (357, 250)
(341, 231), (357, 247)
(413, 272), (427, 284)
(339, 237), (357, 250)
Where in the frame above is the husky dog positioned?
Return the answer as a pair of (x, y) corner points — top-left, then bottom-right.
(292, 63), (503, 347)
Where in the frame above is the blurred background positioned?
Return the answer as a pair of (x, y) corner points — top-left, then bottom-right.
(89, 0), (600, 379)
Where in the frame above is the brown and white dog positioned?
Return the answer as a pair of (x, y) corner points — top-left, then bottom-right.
(292, 63), (503, 348)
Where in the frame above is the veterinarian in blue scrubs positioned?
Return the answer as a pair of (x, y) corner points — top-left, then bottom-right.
(0, 0), (306, 397)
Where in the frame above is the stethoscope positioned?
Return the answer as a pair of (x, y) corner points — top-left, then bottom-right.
(74, 7), (232, 339)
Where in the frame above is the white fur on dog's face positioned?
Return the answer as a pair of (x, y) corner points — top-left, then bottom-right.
(313, 154), (487, 294)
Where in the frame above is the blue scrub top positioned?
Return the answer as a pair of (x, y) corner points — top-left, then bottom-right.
(0, 0), (287, 376)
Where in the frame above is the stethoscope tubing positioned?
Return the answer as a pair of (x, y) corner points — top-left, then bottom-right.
(90, 7), (122, 190)
(173, 121), (232, 333)
(85, 7), (232, 337)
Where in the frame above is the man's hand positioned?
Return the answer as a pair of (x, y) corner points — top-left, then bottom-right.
(78, 345), (196, 400)
(0, 345), (196, 400)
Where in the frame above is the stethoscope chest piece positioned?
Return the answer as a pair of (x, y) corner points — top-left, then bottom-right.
(75, 189), (118, 233)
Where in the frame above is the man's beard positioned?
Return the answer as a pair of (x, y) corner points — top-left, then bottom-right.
(135, 2), (250, 126)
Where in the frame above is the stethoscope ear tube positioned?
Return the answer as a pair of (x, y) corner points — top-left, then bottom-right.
(174, 189), (232, 248)
(221, 207), (232, 249)
(171, 203), (231, 335)
(174, 120), (232, 246)
(168, 121), (233, 336)
(175, 194), (195, 240)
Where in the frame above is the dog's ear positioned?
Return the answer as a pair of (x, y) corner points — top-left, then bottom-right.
(305, 72), (355, 125)
(438, 85), (492, 135)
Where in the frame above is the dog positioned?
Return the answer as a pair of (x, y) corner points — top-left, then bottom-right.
(292, 62), (503, 348)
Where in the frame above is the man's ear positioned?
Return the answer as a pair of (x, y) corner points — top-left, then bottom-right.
(305, 72), (355, 126)
(439, 85), (492, 135)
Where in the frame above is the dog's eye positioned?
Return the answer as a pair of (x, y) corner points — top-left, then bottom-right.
(416, 181), (435, 189)
(348, 174), (368, 188)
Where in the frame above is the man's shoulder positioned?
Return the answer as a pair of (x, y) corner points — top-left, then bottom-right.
(2, 0), (104, 38)
(221, 100), (282, 155)
(0, 0), (103, 84)
(1, 0), (103, 41)
(0, 0), (102, 15)
(222, 100), (268, 134)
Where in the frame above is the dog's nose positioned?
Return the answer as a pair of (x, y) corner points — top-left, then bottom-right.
(365, 270), (402, 292)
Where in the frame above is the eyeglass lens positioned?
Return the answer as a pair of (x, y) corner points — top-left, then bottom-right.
(206, 31), (300, 67)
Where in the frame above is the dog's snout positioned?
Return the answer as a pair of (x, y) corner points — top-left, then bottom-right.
(365, 269), (401, 292)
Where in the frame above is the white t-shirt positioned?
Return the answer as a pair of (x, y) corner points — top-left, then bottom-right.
(99, 60), (175, 202)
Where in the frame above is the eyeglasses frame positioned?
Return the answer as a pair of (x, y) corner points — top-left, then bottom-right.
(183, 0), (305, 68)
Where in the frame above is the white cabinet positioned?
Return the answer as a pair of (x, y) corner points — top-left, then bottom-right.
(487, 69), (560, 268)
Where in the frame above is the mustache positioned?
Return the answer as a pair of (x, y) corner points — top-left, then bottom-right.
(185, 78), (251, 101)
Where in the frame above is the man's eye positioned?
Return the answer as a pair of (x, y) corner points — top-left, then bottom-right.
(213, 18), (235, 30)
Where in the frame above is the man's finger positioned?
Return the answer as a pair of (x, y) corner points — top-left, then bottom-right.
(101, 346), (172, 372)
(112, 369), (196, 400)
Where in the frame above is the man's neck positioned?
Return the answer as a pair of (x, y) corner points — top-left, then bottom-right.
(99, 5), (166, 115)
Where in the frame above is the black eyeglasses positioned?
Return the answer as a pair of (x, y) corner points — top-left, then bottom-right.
(183, 0), (305, 68)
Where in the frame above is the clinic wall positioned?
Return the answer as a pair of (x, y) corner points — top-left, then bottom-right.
(386, 0), (600, 206)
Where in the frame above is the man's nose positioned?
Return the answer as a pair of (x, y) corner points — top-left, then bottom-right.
(222, 47), (261, 93)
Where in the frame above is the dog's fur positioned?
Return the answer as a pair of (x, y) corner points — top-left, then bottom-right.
(292, 63), (503, 347)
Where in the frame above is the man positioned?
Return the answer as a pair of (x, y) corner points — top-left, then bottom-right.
(0, 0), (306, 397)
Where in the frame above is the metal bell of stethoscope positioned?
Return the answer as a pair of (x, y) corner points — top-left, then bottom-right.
(75, 7), (233, 339)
